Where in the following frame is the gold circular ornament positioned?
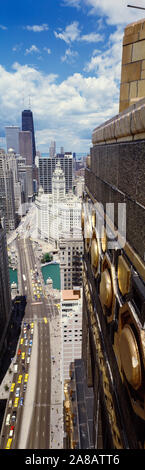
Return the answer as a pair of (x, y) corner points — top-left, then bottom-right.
(101, 226), (107, 253)
(81, 207), (84, 231)
(85, 220), (92, 252)
(91, 237), (99, 270)
(92, 209), (96, 229)
(119, 324), (142, 390)
(100, 269), (112, 309)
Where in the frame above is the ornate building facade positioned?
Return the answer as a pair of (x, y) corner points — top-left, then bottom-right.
(63, 18), (145, 448)
(81, 19), (145, 449)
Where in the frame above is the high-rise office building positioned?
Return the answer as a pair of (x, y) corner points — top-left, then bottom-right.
(49, 140), (56, 158)
(0, 215), (11, 353)
(19, 131), (33, 166)
(39, 153), (73, 194)
(7, 149), (21, 214)
(22, 109), (36, 165)
(61, 287), (82, 383)
(0, 152), (16, 230)
(5, 126), (20, 154)
(59, 238), (83, 290)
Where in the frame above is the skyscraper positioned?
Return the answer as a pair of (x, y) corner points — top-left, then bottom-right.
(39, 153), (73, 194)
(0, 215), (11, 353)
(49, 141), (56, 158)
(5, 126), (20, 154)
(22, 110), (36, 165)
(0, 151), (16, 230)
(19, 131), (33, 166)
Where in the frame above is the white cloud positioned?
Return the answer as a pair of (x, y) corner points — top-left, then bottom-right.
(0, 24), (7, 30)
(62, 0), (81, 8)
(54, 21), (80, 44)
(61, 48), (78, 63)
(25, 45), (40, 55)
(79, 32), (103, 43)
(12, 43), (23, 52)
(0, 61), (120, 152)
(84, 26), (123, 82)
(43, 47), (51, 55)
(63, 0), (145, 26)
(54, 21), (103, 44)
(25, 24), (49, 32)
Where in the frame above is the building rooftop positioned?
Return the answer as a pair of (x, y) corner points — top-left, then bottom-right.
(62, 289), (81, 301)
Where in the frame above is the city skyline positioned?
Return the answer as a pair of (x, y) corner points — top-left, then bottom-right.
(0, 1), (145, 153)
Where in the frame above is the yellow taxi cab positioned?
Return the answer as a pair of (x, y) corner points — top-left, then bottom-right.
(5, 438), (12, 449)
(14, 397), (19, 408)
(22, 352), (25, 360)
(20, 338), (24, 345)
(18, 375), (22, 384)
(10, 383), (15, 393)
(24, 373), (29, 383)
(31, 322), (34, 328)
(44, 317), (48, 324)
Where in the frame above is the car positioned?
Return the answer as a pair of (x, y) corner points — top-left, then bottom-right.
(18, 375), (22, 384)
(8, 399), (12, 408)
(31, 329), (33, 334)
(6, 413), (11, 426)
(27, 357), (30, 364)
(17, 349), (21, 356)
(25, 339), (28, 346)
(28, 347), (31, 356)
(5, 438), (12, 449)
(23, 383), (27, 392)
(20, 397), (23, 406)
(29, 340), (32, 346)
(24, 333), (27, 339)
(14, 397), (19, 408)
(15, 387), (20, 397)
(10, 383), (15, 393)
(24, 373), (29, 383)
(11, 411), (17, 422)
(9, 426), (14, 437)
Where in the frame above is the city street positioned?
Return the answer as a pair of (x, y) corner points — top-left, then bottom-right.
(0, 236), (52, 449)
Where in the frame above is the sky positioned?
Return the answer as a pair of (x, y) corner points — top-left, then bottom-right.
(0, 0), (145, 153)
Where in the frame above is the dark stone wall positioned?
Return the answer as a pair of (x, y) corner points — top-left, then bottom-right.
(86, 140), (145, 261)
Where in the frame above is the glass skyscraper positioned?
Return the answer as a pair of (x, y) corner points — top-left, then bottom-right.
(22, 109), (36, 165)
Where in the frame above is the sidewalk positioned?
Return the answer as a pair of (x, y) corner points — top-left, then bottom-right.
(18, 320), (38, 449)
(49, 311), (64, 449)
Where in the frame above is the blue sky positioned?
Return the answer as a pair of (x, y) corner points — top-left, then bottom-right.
(0, 0), (145, 153)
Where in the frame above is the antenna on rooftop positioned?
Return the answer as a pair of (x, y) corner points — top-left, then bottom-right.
(28, 95), (31, 110)
(127, 4), (145, 10)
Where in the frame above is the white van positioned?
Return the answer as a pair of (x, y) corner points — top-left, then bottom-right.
(6, 413), (11, 425)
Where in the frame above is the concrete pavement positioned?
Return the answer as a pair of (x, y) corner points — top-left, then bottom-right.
(18, 320), (38, 449)
(49, 311), (63, 449)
